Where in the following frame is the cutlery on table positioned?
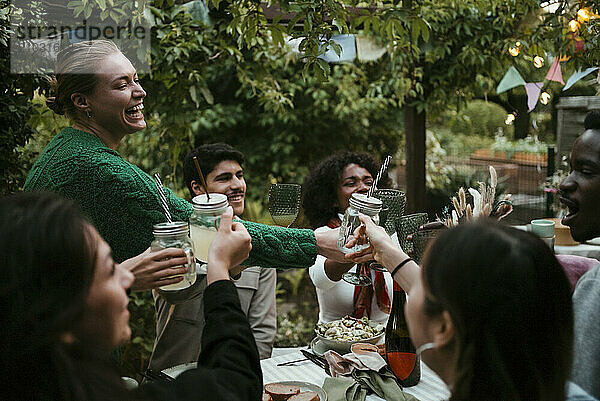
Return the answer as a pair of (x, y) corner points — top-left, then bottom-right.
(141, 369), (175, 383)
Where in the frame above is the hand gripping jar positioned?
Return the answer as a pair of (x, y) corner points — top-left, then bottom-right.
(151, 221), (197, 291)
(337, 193), (382, 254)
(189, 193), (229, 263)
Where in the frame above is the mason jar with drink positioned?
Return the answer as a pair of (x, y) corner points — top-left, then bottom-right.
(151, 221), (197, 291)
(189, 193), (229, 263)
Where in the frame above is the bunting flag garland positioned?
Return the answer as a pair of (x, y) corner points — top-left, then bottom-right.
(563, 67), (599, 91)
(545, 57), (565, 84)
(495, 7), (598, 113)
(496, 66), (526, 94)
(525, 82), (544, 111)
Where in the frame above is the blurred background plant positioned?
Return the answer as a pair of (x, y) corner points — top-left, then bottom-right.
(274, 311), (316, 348)
(445, 100), (515, 139)
(544, 155), (570, 218)
(274, 269), (318, 347)
(490, 134), (553, 159)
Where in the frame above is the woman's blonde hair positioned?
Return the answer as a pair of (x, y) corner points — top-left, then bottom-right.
(46, 40), (121, 117)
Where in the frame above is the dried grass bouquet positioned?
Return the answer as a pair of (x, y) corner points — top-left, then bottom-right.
(441, 166), (513, 227)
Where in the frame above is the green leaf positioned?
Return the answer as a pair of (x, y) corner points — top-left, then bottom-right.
(332, 18), (343, 33)
(270, 26), (283, 46)
(330, 41), (342, 57)
(199, 87), (214, 105)
(189, 85), (198, 107)
(316, 58), (330, 78)
(143, 6), (155, 26)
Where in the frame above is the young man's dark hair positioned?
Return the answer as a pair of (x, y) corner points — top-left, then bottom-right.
(182, 143), (245, 198)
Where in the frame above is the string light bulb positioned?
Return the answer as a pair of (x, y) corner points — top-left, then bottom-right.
(569, 19), (580, 32)
(508, 42), (521, 57)
(505, 113), (516, 125)
(540, 92), (551, 105)
(533, 56), (544, 68)
(577, 8), (591, 22)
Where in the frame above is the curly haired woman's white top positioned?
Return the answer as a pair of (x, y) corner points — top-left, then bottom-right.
(308, 223), (394, 325)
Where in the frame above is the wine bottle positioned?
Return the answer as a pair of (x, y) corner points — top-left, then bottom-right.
(385, 281), (420, 386)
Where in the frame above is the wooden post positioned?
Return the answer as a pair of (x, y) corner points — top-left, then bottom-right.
(402, 0), (426, 214)
(405, 105), (426, 213)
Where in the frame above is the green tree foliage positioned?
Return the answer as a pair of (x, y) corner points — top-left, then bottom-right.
(5, 0), (599, 194)
(0, 2), (45, 194)
(444, 100), (513, 138)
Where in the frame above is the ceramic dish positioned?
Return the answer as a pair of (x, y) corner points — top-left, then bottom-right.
(314, 319), (384, 353)
(310, 337), (351, 357)
(264, 380), (327, 401)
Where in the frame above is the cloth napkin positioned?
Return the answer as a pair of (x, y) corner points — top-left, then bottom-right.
(322, 345), (420, 401)
(323, 367), (420, 401)
(325, 347), (387, 377)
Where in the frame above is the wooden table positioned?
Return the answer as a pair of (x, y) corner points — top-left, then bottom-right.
(261, 349), (450, 401)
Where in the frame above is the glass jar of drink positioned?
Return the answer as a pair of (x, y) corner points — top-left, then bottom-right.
(337, 193), (382, 253)
(151, 221), (197, 291)
(189, 193), (229, 263)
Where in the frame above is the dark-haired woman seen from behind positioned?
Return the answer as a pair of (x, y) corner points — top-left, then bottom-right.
(302, 152), (394, 325)
(348, 217), (594, 400)
(1, 192), (260, 401)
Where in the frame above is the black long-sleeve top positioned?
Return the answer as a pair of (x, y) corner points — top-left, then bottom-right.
(141, 280), (262, 401)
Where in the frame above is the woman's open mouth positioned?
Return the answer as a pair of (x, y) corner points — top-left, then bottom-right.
(125, 103), (144, 120)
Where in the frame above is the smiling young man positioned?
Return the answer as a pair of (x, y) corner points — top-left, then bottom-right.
(148, 143), (277, 370)
(184, 143), (277, 359)
(559, 127), (600, 399)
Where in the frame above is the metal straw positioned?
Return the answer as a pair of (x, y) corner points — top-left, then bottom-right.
(192, 156), (210, 201)
(367, 155), (392, 198)
(153, 173), (173, 223)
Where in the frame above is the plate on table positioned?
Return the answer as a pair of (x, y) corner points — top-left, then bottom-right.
(586, 237), (600, 246)
(162, 362), (197, 378)
(264, 380), (327, 401)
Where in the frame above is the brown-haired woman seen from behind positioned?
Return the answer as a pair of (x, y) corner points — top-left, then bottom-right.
(302, 152), (394, 325)
(347, 218), (581, 401)
(0, 192), (260, 401)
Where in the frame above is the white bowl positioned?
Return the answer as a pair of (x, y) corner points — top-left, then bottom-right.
(314, 319), (384, 353)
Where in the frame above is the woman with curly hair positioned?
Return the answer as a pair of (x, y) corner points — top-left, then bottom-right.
(302, 152), (393, 324)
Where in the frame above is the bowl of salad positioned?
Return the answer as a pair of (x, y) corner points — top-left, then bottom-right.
(314, 315), (385, 353)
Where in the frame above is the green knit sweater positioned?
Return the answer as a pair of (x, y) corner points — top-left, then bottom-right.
(24, 127), (317, 267)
